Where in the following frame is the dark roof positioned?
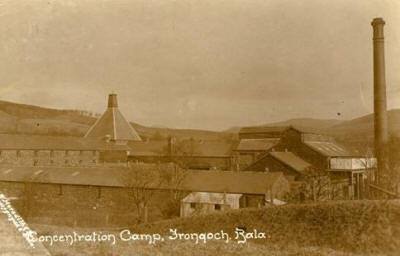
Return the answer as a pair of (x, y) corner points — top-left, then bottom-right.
(129, 139), (234, 157)
(129, 140), (168, 156)
(0, 166), (285, 195)
(235, 138), (279, 151)
(239, 125), (324, 136)
(269, 152), (312, 172)
(85, 95), (141, 141)
(195, 140), (234, 156)
(181, 170), (284, 194)
(0, 134), (129, 151)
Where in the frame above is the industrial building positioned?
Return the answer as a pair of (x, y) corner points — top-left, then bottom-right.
(236, 126), (376, 199)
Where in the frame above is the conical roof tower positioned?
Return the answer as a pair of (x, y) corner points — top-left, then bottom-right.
(84, 93), (142, 143)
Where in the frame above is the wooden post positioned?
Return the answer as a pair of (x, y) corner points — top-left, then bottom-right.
(144, 206), (148, 223)
(356, 173), (360, 200)
(312, 179), (316, 202)
(97, 187), (102, 199)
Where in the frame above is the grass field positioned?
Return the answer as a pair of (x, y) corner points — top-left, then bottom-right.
(29, 200), (400, 256)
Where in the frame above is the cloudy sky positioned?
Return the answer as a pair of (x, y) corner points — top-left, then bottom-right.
(0, 0), (399, 130)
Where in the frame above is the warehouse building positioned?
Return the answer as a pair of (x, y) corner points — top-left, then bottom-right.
(237, 126), (376, 199)
(0, 165), (289, 226)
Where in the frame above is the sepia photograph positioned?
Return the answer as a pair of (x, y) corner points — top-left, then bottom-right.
(0, 0), (399, 255)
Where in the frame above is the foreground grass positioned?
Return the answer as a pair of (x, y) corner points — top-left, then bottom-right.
(32, 200), (400, 256)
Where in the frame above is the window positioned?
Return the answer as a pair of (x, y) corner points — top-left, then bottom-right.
(190, 203), (196, 209)
(214, 204), (221, 210)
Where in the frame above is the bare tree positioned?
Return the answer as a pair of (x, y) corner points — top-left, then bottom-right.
(302, 167), (331, 202)
(285, 167), (332, 203)
(122, 163), (164, 223)
(159, 163), (189, 218)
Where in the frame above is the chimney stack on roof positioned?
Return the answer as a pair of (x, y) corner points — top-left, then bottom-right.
(84, 93), (142, 142)
(108, 93), (118, 108)
(371, 17), (389, 184)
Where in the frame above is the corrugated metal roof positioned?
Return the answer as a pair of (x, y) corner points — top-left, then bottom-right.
(269, 152), (312, 172)
(0, 134), (129, 151)
(0, 166), (285, 195)
(235, 138), (279, 151)
(304, 141), (352, 157)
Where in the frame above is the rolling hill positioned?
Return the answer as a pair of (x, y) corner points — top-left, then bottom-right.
(0, 99), (399, 144)
(0, 100), (232, 140)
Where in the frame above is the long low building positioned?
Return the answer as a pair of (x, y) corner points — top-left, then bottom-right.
(0, 165), (289, 227)
(0, 165), (288, 195)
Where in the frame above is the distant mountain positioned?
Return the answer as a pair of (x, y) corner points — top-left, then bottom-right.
(225, 110), (400, 148)
(326, 109), (400, 139)
(265, 118), (343, 132)
(224, 118), (341, 134)
(0, 99), (398, 143)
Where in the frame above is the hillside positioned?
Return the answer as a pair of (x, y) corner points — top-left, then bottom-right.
(34, 200), (400, 255)
(0, 99), (399, 143)
(134, 200), (400, 255)
(265, 118), (342, 132)
(228, 110), (400, 149)
(0, 100), (231, 140)
(327, 109), (400, 138)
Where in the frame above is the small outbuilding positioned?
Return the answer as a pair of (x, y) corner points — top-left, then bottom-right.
(180, 192), (242, 217)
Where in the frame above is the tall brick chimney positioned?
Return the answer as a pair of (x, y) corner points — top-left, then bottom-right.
(371, 17), (389, 184)
(108, 93), (118, 108)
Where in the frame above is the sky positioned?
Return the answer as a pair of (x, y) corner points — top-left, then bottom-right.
(0, 0), (399, 131)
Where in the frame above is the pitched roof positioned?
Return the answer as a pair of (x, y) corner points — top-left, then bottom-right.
(0, 134), (129, 151)
(194, 140), (234, 156)
(84, 94), (141, 141)
(235, 138), (279, 151)
(129, 140), (168, 156)
(129, 139), (234, 157)
(303, 141), (353, 157)
(0, 166), (285, 195)
(269, 152), (312, 172)
(239, 125), (323, 136)
(181, 170), (284, 194)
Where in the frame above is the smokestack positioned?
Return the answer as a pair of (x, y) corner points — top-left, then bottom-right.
(108, 93), (118, 108)
(371, 17), (389, 184)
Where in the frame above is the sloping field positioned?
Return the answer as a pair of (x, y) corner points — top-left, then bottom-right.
(33, 200), (400, 255)
(135, 200), (400, 255)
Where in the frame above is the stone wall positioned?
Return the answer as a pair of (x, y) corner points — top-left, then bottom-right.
(0, 181), (172, 228)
